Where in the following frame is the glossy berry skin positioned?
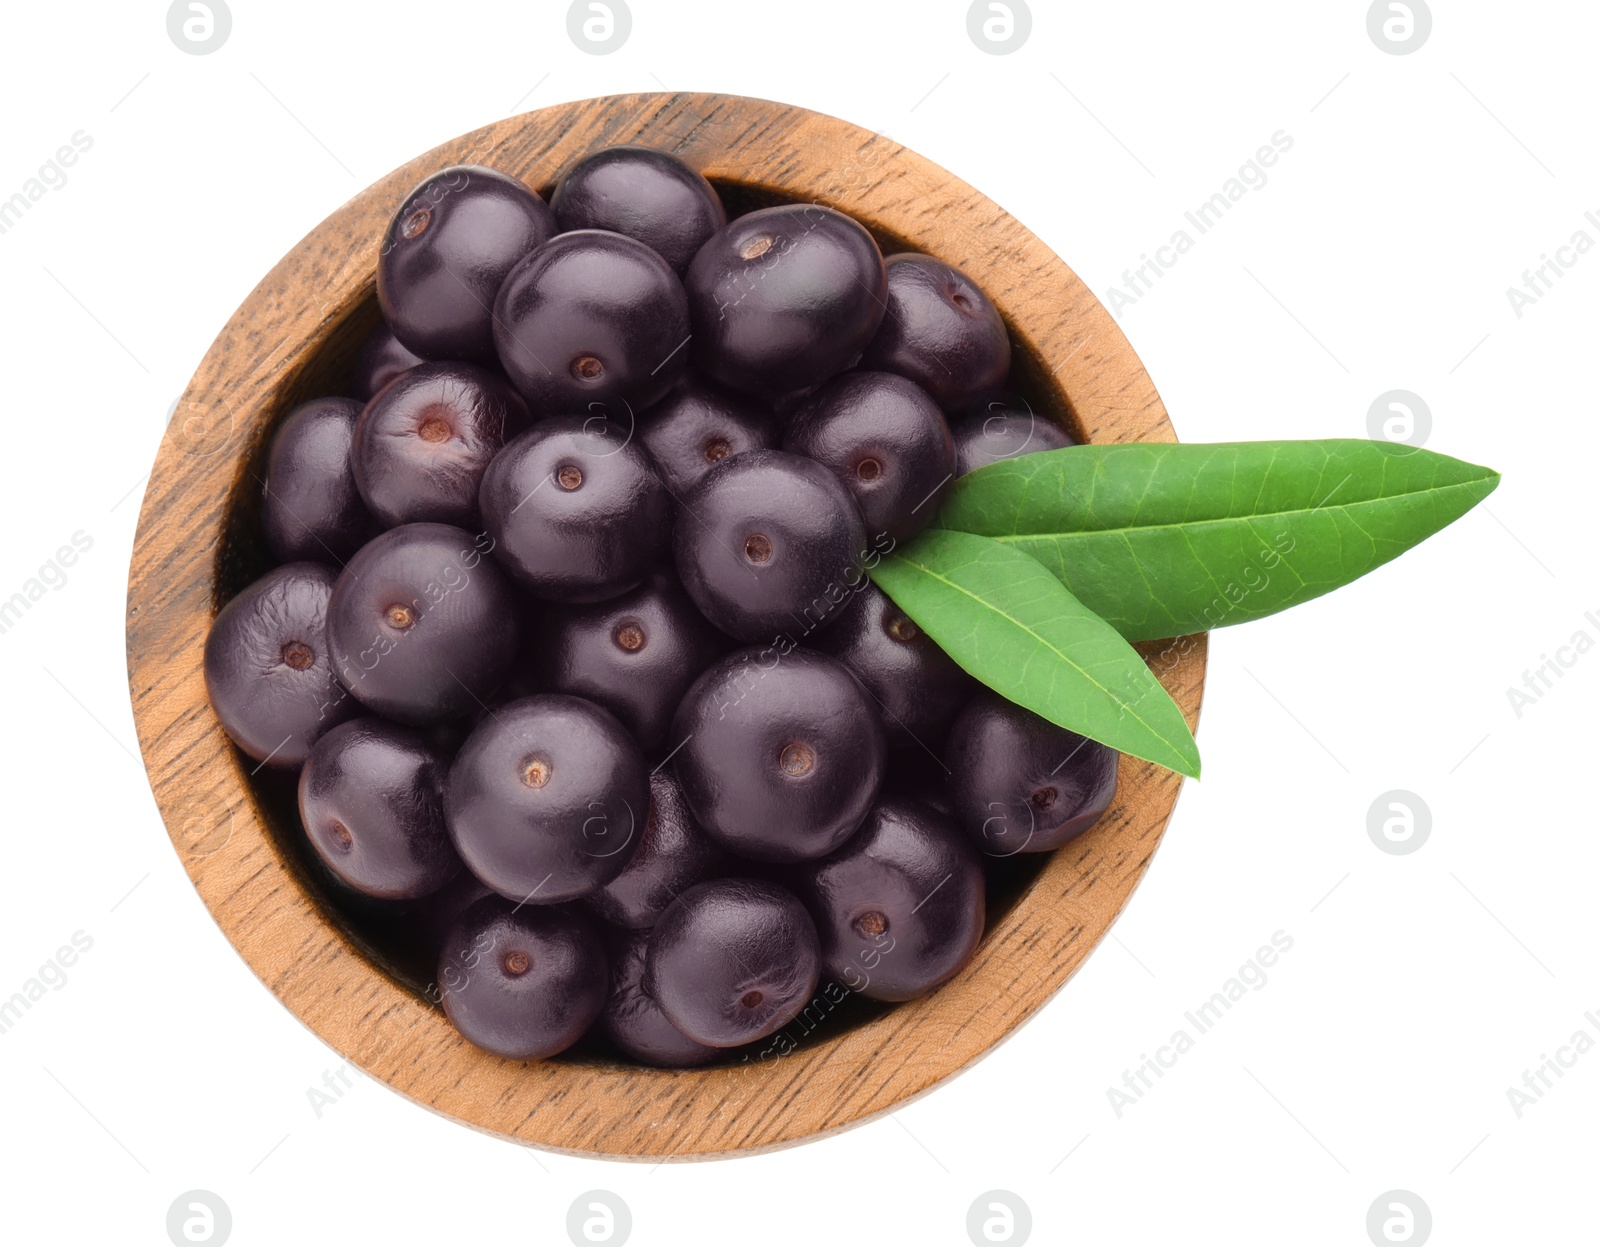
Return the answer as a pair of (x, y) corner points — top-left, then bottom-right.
(493, 230), (690, 417)
(789, 797), (985, 1001)
(327, 523), (518, 724)
(445, 695), (649, 903)
(349, 320), (424, 402)
(352, 362), (531, 529)
(378, 165), (556, 363)
(859, 253), (1011, 409)
(639, 378), (775, 497)
(944, 689), (1119, 856)
(480, 418), (671, 603)
(550, 146), (726, 277)
(685, 204), (887, 395)
(531, 575), (727, 750)
(261, 397), (376, 565)
(297, 718), (459, 900)
(782, 371), (955, 544)
(589, 770), (728, 929)
(438, 895), (608, 1060)
(949, 391), (1077, 477)
(204, 562), (357, 767)
(810, 583), (974, 751)
(646, 878), (821, 1047)
(595, 926), (721, 1067)
(671, 648), (886, 863)
(673, 450), (867, 642)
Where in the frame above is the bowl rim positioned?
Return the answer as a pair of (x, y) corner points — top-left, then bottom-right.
(125, 90), (1206, 1160)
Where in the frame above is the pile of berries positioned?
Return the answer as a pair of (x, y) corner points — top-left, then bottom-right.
(203, 147), (1113, 1066)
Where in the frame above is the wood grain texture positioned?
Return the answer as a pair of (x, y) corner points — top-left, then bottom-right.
(125, 92), (1207, 1159)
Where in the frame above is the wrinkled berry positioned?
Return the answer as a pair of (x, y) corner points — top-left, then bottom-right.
(551, 145), (726, 276)
(379, 165), (556, 363)
(810, 583), (974, 750)
(949, 391), (1077, 477)
(944, 689), (1119, 855)
(479, 417), (671, 603)
(327, 523), (518, 724)
(438, 895), (607, 1060)
(261, 397), (376, 565)
(531, 574), (727, 750)
(646, 878), (821, 1047)
(352, 361), (531, 529)
(446, 695), (649, 903)
(859, 253), (1011, 409)
(298, 718), (458, 899)
(671, 648), (886, 862)
(783, 371), (954, 543)
(639, 378), (775, 497)
(594, 926), (721, 1067)
(789, 797), (985, 1001)
(494, 230), (690, 417)
(204, 562), (357, 767)
(685, 204), (886, 394)
(673, 449), (867, 642)
(588, 769), (728, 929)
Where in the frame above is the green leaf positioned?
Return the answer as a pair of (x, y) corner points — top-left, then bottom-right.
(935, 439), (1500, 641)
(869, 529), (1201, 779)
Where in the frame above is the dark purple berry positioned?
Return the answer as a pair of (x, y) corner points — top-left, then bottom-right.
(204, 562), (357, 767)
(671, 648), (886, 862)
(378, 165), (556, 363)
(646, 878), (821, 1047)
(949, 391), (1077, 477)
(685, 204), (886, 394)
(261, 397), (376, 565)
(445, 695), (648, 903)
(810, 583), (974, 751)
(859, 253), (1010, 409)
(402, 871), (497, 956)
(493, 230), (690, 417)
(639, 378), (776, 497)
(881, 749), (959, 819)
(297, 718), (458, 900)
(551, 146), (726, 276)
(789, 797), (984, 1002)
(352, 362), (531, 529)
(782, 371), (954, 543)
(673, 449), (868, 642)
(349, 320), (425, 403)
(479, 417), (671, 603)
(595, 927), (721, 1067)
(438, 895), (607, 1060)
(944, 689), (1119, 855)
(530, 575), (727, 750)
(327, 523), (518, 724)
(588, 770), (728, 929)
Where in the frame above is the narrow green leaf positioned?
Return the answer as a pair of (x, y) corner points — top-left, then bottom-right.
(869, 529), (1201, 779)
(935, 439), (1501, 641)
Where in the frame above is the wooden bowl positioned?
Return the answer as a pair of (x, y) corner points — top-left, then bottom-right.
(126, 92), (1206, 1159)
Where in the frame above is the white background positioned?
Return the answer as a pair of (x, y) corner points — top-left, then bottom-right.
(0, 1), (1593, 1243)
